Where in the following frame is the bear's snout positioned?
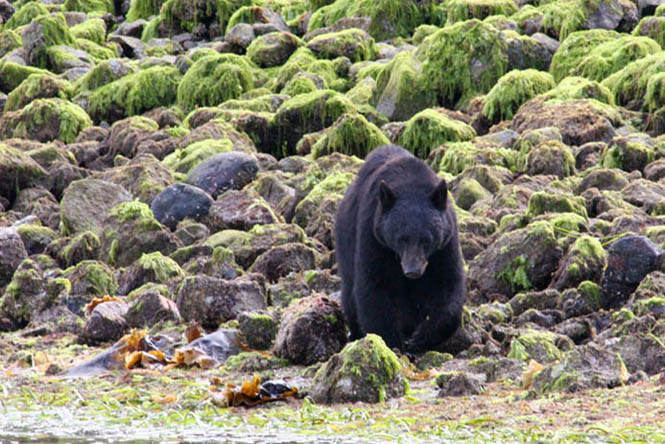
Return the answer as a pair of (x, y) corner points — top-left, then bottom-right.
(401, 258), (428, 279)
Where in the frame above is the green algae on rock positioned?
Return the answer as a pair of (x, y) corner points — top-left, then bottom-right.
(482, 69), (555, 123)
(445, 0), (518, 25)
(4, 1), (50, 30)
(21, 13), (77, 69)
(311, 112), (389, 159)
(0, 98), (92, 143)
(550, 30), (660, 83)
(64, 0), (115, 14)
(306, 29), (376, 63)
(88, 65), (181, 123)
(247, 31), (301, 68)
(420, 19), (508, 109)
(163, 138), (234, 174)
(126, 0), (164, 22)
(4, 73), (73, 112)
(177, 54), (254, 112)
(397, 109), (476, 159)
(310, 334), (408, 404)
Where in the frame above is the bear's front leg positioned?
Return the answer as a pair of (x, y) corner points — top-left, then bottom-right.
(403, 308), (462, 353)
(354, 285), (404, 349)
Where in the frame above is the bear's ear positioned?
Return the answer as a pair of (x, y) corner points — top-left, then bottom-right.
(379, 181), (396, 210)
(431, 179), (448, 209)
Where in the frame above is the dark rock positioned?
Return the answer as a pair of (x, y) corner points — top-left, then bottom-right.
(436, 371), (485, 397)
(644, 159), (665, 182)
(80, 301), (129, 345)
(125, 290), (181, 328)
(0, 227), (28, 289)
(108, 35), (146, 59)
(176, 275), (266, 329)
(601, 332), (665, 375)
(237, 311), (278, 350)
(63, 260), (118, 316)
(560, 283), (603, 318)
(225, 23), (256, 49)
(25, 305), (84, 336)
(0, 0), (15, 23)
(0, 258), (48, 327)
(0, 144), (47, 204)
(249, 242), (317, 283)
(113, 19), (147, 39)
(601, 235), (664, 309)
(45, 231), (100, 269)
(273, 296), (346, 366)
(247, 31), (300, 68)
(186, 152), (259, 198)
(174, 221), (210, 246)
(207, 189), (280, 232)
(151, 183), (214, 231)
(116, 252), (184, 296)
(12, 187), (60, 231)
(268, 270), (341, 307)
(41, 161), (90, 201)
(309, 334), (406, 404)
(514, 308), (564, 328)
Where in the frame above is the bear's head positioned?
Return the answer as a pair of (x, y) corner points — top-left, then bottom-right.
(373, 179), (450, 279)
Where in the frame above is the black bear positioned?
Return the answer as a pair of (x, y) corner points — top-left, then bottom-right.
(335, 144), (465, 353)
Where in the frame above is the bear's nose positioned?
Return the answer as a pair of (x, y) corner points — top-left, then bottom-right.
(402, 260), (427, 279)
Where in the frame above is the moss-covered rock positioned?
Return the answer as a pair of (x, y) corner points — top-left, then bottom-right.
(454, 177), (492, 211)
(600, 134), (655, 173)
(0, 98), (92, 144)
(246, 31), (300, 68)
(632, 15), (665, 48)
(310, 112), (389, 159)
(370, 50), (430, 122)
(602, 52), (665, 113)
(271, 47), (338, 92)
(117, 251), (185, 295)
(70, 18), (107, 46)
(434, 141), (516, 175)
(0, 143), (47, 203)
(539, 76), (615, 106)
(101, 201), (181, 267)
(526, 191), (587, 220)
(397, 109), (476, 159)
(552, 235), (606, 290)
(469, 221), (563, 297)
(126, 0), (165, 22)
(306, 29), (375, 63)
(550, 30), (660, 83)
(446, 0), (518, 25)
(482, 69), (555, 123)
(74, 59), (137, 94)
(308, 0), (427, 41)
(163, 138), (233, 174)
(310, 334), (408, 404)
(177, 54), (254, 113)
(0, 30), (23, 59)
(21, 13), (77, 69)
(272, 89), (355, 157)
(4, 2), (50, 30)
(508, 329), (566, 364)
(420, 19), (508, 108)
(0, 258), (50, 327)
(523, 140), (576, 178)
(159, 0), (253, 37)
(0, 62), (51, 94)
(88, 66), (181, 124)
(4, 73), (73, 112)
(64, 0), (115, 14)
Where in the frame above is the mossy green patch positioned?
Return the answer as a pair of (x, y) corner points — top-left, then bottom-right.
(64, 260), (118, 296)
(550, 30), (661, 83)
(88, 65), (181, 123)
(74, 59), (137, 93)
(602, 51), (665, 112)
(0, 30), (23, 57)
(482, 69), (555, 123)
(135, 252), (185, 283)
(307, 0), (427, 41)
(1, 98), (92, 144)
(163, 138), (234, 174)
(4, 73), (73, 112)
(436, 141), (516, 175)
(306, 29), (376, 63)
(4, 1), (50, 30)
(498, 254), (532, 293)
(25, 13), (78, 69)
(508, 329), (562, 363)
(527, 193), (586, 222)
(70, 19), (107, 46)
(445, 0), (518, 25)
(126, 0), (164, 22)
(272, 47), (338, 92)
(161, 0), (254, 35)
(177, 54), (254, 113)
(540, 76), (614, 106)
(311, 112), (389, 159)
(420, 19), (508, 109)
(64, 0), (115, 14)
(397, 109), (476, 159)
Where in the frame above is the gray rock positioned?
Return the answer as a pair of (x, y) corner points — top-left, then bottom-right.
(247, 31), (300, 68)
(176, 275), (266, 329)
(108, 35), (146, 59)
(207, 189), (280, 232)
(601, 235), (664, 309)
(249, 242), (318, 283)
(436, 371), (486, 397)
(151, 183), (213, 231)
(125, 290), (181, 328)
(0, 228), (28, 289)
(60, 178), (132, 236)
(238, 311), (278, 350)
(0, 258), (47, 327)
(80, 301), (129, 345)
(186, 152), (259, 199)
(225, 23), (256, 49)
(112, 20), (147, 39)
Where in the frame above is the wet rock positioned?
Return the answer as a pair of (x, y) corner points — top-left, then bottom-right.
(249, 242), (318, 283)
(100, 201), (182, 268)
(0, 144), (47, 204)
(117, 252), (185, 296)
(551, 235), (607, 291)
(560, 281), (603, 318)
(621, 179), (665, 214)
(273, 296), (346, 366)
(632, 271), (665, 303)
(512, 98), (619, 146)
(151, 183), (214, 231)
(601, 330), (665, 375)
(174, 221), (210, 247)
(247, 31), (300, 68)
(0, 259), (49, 328)
(186, 152), (259, 199)
(514, 309), (564, 329)
(176, 275), (266, 329)
(181, 246), (242, 280)
(248, 172), (297, 221)
(63, 260), (118, 316)
(600, 134), (657, 173)
(80, 300), (129, 345)
(600, 235), (664, 309)
(225, 23), (255, 49)
(309, 334), (406, 404)
(530, 343), (629, 395)
(94, 153), (173, 204)
(238, 311), (278, 350)
(45, 231), (100, 269)
(508, 329), (572, 364)
(268, 270), (341, 308)
(15, 224), (58, 256)
(0, 227), (28, 289)
(436, 371), (485, 397)
(12, 187), (61, 230)
(207, 189), (280, 232)
(25, 305), (84, 336)
(468, 221), (564, 300)
(125, 288), (181, 328)
(60, 178), (132, 236)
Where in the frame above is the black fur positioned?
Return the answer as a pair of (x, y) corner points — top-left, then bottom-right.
(335, 145), (466, 353)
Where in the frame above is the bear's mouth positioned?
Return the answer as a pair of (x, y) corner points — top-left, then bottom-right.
(401, 259), (428, 279)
